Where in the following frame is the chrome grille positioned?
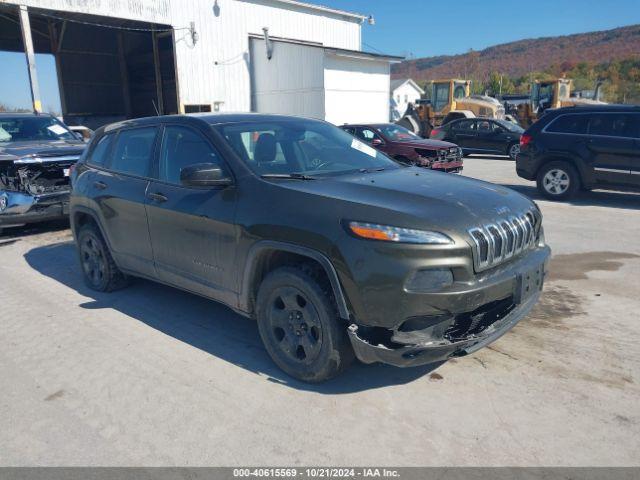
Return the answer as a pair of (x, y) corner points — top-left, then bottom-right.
(469, 210), (540, 271)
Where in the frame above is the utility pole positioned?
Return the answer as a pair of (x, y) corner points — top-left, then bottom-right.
(19, 6), (42, 113)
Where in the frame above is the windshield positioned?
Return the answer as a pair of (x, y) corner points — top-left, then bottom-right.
(495, 119), (524, 133)
(216, 119), (401, 177)
(377, 124), (421, 142)
(0, 116), (77, 143)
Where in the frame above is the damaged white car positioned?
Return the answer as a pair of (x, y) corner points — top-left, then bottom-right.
(0, 113), (86, 234)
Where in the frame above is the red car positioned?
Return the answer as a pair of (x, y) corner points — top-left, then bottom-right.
(341, 123), (463, 172)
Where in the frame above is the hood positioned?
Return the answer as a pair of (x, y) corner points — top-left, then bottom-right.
(0, 140), (85, 163)
(278, 167), (535, 235)
(393, 138), (457, 150)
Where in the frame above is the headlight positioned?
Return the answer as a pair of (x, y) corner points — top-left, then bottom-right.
(347, 221), (453, 244)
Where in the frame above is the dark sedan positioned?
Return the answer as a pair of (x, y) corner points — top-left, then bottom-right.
(430, 118), (524, 159)
(341, 123), (463, 172)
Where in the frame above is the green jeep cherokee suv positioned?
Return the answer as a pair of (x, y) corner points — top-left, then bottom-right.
(70, 113), (550, 382)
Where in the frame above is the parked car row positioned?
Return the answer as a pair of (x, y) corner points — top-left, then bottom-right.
(2, 105), (638, 382)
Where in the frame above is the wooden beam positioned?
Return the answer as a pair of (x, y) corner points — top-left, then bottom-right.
(151, 30), (164, 114)
(18, 6), (42, 113)
(117, 32), (132, 118)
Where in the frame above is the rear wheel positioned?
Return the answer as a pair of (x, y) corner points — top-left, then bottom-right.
(536, 161), (580, 200)
(77, 224), (129, 292)
(507, 143), (520, 160)
(256, 266), (354, 382)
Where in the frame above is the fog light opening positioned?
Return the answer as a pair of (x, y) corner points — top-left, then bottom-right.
(404, 268), (454, 293)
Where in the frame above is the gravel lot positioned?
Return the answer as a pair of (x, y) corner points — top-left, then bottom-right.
(1, 156), (639, 466)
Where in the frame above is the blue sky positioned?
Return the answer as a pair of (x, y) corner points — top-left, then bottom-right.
(2, 0), (640, 112)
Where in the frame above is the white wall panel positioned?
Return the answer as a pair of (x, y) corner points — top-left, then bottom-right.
(324, 54), (390, 124)
(250, 38), (324, 118)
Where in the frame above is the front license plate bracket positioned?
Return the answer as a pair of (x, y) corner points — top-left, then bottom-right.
(516, 263), (544, 304)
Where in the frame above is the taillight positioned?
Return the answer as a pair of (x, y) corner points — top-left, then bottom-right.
(520, 134), (532, 147)
(430, 128), (441, 138)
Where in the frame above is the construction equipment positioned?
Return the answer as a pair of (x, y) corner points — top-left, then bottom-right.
(516, 78), (605, 128)
(397, 79), (505, 137)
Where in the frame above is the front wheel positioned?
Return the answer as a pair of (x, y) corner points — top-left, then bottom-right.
(256, 266), (354, 382)
(536, 161), (580, 200)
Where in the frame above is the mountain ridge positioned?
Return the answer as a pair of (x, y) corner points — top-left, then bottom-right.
(392, 24), (640, 82)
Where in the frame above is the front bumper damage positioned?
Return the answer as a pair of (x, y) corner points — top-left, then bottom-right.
(0, 189), (70, 227)
(348, 292), (539, 367)
(347, 248), (549, 367)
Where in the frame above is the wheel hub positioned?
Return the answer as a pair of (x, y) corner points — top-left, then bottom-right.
(543, 169), (569, 194)
(268, 288), (322, 363)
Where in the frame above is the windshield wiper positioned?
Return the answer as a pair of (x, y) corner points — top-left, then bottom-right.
(359, 167), (386, 173)
(260, 172), (316, 180)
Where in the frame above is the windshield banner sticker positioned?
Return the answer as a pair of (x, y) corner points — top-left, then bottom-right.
(351, 139), (377, 158)
(47, 124), (68, 135)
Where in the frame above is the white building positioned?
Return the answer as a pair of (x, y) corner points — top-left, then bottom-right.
(0, 0), (401, 127)
(390, 78), (424, 120)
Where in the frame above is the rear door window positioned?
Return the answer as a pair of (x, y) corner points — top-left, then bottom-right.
(588, 114), (638, 138)
(546, 114), (589, 134)
(109, 127), (158, 177)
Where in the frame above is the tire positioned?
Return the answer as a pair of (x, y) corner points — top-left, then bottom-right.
(77, 223), (129, 292)
(507, 143), (520, 160)
(536, 161), (580, 200)
(256, 266), (354, 382)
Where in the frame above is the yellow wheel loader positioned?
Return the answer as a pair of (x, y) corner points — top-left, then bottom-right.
(517, 78), (605, 128)
(398, 79), (505, 137)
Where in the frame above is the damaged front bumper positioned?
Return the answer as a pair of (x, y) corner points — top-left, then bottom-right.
(0, 189), (70, 227)
(348, 291), (539, 367)
(347, 249), (549, 367)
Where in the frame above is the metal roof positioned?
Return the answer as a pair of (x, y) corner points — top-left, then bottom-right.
(249, 0), (368, 21)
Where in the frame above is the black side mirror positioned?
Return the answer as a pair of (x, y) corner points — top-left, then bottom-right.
(180, 163), (233, 187)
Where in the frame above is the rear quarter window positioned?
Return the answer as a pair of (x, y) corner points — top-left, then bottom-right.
(545, 114), (589, 134)
(86, 134), (114, 167)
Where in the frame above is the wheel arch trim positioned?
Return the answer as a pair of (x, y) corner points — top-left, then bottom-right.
(240, 241), (350, 320)
(70, 206), (114, 252)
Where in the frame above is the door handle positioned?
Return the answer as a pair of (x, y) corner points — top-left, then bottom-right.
(93, 181), (107, 190)
(147, 192), (168, 203)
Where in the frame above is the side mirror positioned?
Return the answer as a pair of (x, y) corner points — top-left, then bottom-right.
(180, 163), (233, 187)
(371, 138), (384, 146)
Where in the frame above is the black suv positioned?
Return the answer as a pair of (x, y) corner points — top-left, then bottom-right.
(517, 105), (640, 200)
(70, 114), (550, 382)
